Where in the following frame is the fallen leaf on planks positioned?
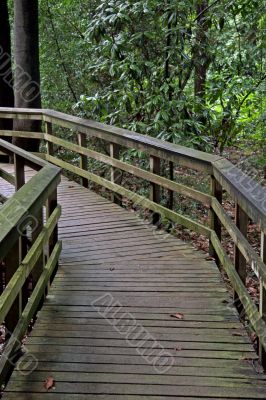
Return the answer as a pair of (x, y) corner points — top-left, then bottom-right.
(44, 376), (55, 391)
(170, 313), (184, 320)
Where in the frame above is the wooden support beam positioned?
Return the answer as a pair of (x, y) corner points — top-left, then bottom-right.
(77, 132), (88, 188)
(110, 143), (122, 205)
(14, 154), (28, 310)
(167, 161), (174, 210)
(4, 240), (20, 335)
(150, 155), (161, 225)
(30, 208), (44, 312)
(209, 176), (222, 263)
(259, 232), (266, 369)
(46, 189), (58, 284)
(45, 122), (54, 156)
(234, 203), (248, 315)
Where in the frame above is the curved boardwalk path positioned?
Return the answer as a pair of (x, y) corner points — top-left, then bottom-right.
(0, 165), (266, 399)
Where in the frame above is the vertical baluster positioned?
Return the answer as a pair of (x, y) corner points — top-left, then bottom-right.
(259, 232), (266, 368)
(30, 207), (44, 310)
(5, 154), (25, 334)
(110, 143), (122, 205)
(150, 155), (161, 225)
(14, 154), (28, 310)
(4, 240), (20, 336)
(167, 160), (174, 210)
(45, 121), (54, 157)
(77, 132), (88, 188)
(46, 189), (58, 284)
(209, 176), (222, 263)
(234, 203), (248, 314)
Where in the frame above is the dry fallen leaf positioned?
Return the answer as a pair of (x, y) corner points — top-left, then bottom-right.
(232, 332), (243, 337)
(170, 313), (184, 320)
(205, 256), (215, 261)
(175, 346), (182, 351)
(240, 356), (258, 361)
(250, 332), (258, 343)
(110, 267), (115, 271)
(44, 376), (55, 391)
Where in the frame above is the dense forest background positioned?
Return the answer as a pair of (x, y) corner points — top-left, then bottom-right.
(3, 0), (266, 166)
(39, 0), (265, 159)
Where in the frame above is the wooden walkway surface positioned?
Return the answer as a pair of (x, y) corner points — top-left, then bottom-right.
(0, 165), (266, 399)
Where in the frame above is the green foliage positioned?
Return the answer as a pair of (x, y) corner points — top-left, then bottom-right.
(39, 0), (266, 154)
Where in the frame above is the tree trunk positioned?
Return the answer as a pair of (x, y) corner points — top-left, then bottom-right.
(13, 0), (41, 151)
(194, 0), (209, 106)
(0, 0), (14, 133)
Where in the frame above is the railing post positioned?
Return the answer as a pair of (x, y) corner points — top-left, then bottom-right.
(110, 143), (122, 205)
(150, 155), (161, 225)
(31, 207), (44, 311)
(46, 188), (58, 284)
(77, 132), (88, 188)
(209, 176), (222, 262)
(259, 232), (266, 368)
(233, 203), (248, 314)
(5, 240), (20, 335)
(14, 154), (28, 310)
(45, 121), (54, 156)
(14, 154), (25, 190)
(167, 160), (174, 210)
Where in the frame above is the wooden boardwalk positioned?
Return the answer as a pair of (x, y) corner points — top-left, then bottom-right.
(1, 165), (266, 399)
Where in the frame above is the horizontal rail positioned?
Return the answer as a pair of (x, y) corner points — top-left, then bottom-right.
(211, 231), (266, 350)
(0, 137), (62, 384)
(0, 164), (60, 258)
(0, 206), (61, 323)
(44, 133), (212, 205)
(213, 159), (266, 234)
(0, 107), (265, 229)
(46, 154), (211, 237)
(212, 198), (266, 283)
(0, 107), (220, 171)
(0, 241), (62, 384)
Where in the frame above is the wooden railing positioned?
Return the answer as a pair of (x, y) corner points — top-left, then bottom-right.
(0, 107), (265, 368)
(0, 137), (61, 383)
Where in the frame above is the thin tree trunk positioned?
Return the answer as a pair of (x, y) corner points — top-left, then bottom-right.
(164, 2), (174, 210)
(13, 0), (41, 151)
(194, 0), (209, 106)
(0, 0), (14, 134)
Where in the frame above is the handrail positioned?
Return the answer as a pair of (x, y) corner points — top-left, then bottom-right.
(0, 138), (61, 384)
(0, 107), (265, 368)
(0, 107), (265, 230)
